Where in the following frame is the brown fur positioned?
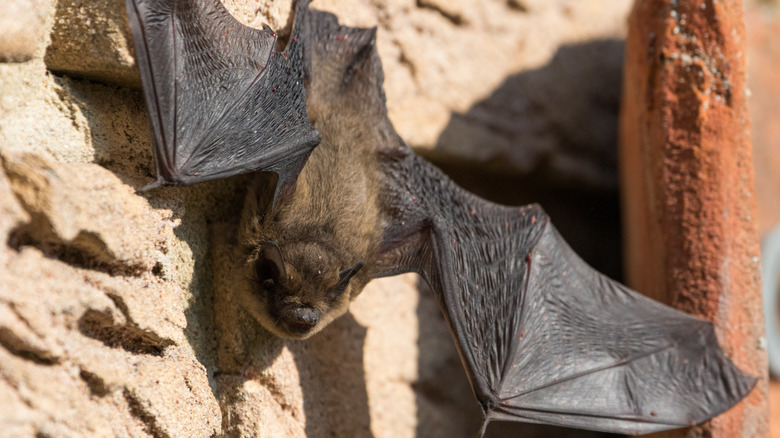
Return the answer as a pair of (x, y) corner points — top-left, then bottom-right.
(237, 89), (384, 339)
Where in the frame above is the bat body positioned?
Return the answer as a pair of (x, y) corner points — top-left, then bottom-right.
(237, 75), (385, 336)
(127, 0), (756, 435)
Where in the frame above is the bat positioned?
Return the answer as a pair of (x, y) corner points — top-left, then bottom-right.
(126, 0), (756, 435)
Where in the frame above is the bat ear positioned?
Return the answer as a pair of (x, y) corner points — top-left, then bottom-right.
(339, 261), (365, 283)
(256, 241), (287, 283)
(327, 261), (365, 301)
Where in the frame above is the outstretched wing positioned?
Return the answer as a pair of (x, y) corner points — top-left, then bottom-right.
(488, 222), (753, 434)
(126, 0), (320, 199)
(375, 153), (756, 435)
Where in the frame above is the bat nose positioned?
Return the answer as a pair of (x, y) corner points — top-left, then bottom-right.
(286, 307), (319, 334)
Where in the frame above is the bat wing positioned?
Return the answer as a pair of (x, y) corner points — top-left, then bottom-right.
(375, 154), (756, 435)
(126, 0), (320, 200)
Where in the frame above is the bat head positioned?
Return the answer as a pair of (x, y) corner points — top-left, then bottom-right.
(248, 241), (364, 339)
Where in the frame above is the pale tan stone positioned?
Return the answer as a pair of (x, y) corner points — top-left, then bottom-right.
(45, 0), (138, 87)
(0, 0), (52, 62)
(353, 275), (421, 438)
(223, 0), (295, 33)
(2, 152), (165, 273)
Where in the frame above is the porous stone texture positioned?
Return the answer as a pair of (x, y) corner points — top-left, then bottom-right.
(45, 0), (139, 87)
(619, 0), (768, 437)
(2, 0), (742, 437)
(0, 152), (222, 437)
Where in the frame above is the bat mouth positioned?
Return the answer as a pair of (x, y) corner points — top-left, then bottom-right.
(277, 306), (321, 336)
(285, 320), (317, 335)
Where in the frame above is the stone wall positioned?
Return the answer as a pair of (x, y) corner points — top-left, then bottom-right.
(1, 0), (767, 437)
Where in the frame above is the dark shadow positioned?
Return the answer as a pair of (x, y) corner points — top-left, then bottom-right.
(427, 38), (625, 202)
(427, 38), (625, 279)
(415, 39), (627, 438)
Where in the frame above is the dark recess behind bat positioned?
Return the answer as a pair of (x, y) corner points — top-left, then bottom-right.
(414, 39), (627, 438)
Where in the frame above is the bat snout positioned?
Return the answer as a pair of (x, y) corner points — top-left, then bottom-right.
(283, 306), (320, 335)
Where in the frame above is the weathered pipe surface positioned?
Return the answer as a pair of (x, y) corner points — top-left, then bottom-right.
(619, 0), (768, 437)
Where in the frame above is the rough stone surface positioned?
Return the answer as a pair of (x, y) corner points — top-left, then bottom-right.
(0, 60), (152, 170)
(45, 0), (139, 87)
(619, 0), (769, 437)
(0, 154), (223, 436)
(2, 152), (162, 274)
(431, 38), (626, 189)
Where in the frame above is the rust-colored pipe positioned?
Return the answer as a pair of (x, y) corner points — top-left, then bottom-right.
(619, 0), (768, 437)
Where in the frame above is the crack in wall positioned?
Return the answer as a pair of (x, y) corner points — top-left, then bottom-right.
(507, 0), (529, 13)
(392, 39), (418, 82)
(0, 301), (61, 365)
(124, 389), (171, 438)
(415, 0), (464, 26)
(0, 327), (60, 365)
(79, 369), (111, 397)
(77, 308), (174, 357)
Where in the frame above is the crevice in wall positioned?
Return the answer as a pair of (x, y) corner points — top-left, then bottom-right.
(6, 218), (146, 277)
(78, 308), (174, 356)
(124, 389), (171, 438)
(0, 327), (59, 365)
(415, 0), (464, 26)
(79, 369), (111, 397)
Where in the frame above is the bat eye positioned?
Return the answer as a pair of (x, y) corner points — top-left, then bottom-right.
(262, 279), (275, 290)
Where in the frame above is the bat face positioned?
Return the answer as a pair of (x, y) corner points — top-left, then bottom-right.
(242, 240), (365, 339)
(232, 82), (385, 340)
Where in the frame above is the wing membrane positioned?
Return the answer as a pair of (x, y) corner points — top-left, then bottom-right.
(486, 226), (754, 434)
(127, 0), (320, 196)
